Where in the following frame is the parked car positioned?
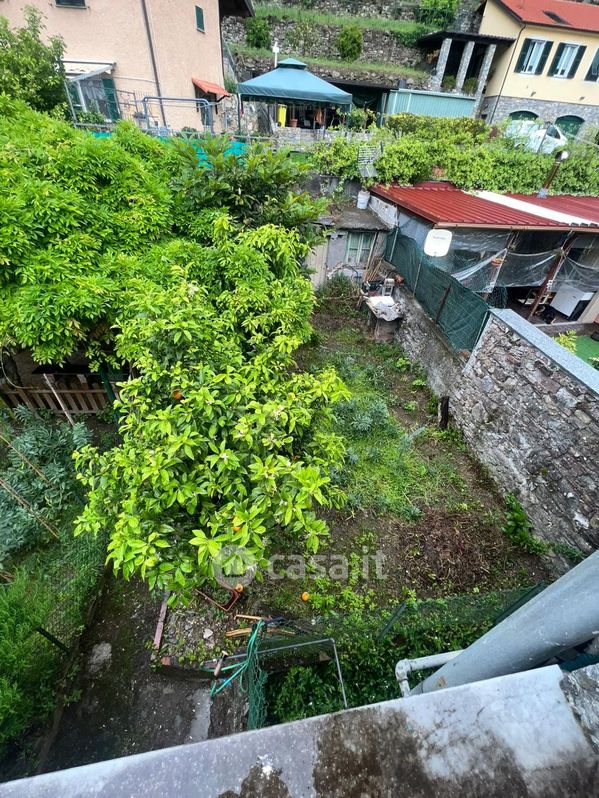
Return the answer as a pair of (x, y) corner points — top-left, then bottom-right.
(505, 119), (568, 154)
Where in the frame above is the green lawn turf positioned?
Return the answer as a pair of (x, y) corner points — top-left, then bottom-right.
(575, 334), (599, 365)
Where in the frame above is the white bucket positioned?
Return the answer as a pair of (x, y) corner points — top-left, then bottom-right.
(356, 189), (370, 210)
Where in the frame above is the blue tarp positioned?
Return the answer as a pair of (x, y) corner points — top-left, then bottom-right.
(237, 58), (352, 107)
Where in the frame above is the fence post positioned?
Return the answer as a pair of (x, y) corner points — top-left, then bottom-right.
(434, 286), (451, 323)
(43, 375), (75, 428)
(413, 254), (424, 294)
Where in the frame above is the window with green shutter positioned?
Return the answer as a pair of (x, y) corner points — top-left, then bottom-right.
(514, 39), (552, 75)
(585, 48), (599, 81)
(195, 6), (205, 31)
(548, 43), (586, 78)
(56, 0), (86, 6)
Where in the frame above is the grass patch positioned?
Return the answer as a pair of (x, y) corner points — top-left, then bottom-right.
(254, 3), (421, 34)
(575, 334), (599, 365)
(230, 44), (428, 80)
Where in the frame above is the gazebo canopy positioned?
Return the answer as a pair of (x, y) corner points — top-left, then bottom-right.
(237, 58), (352, 107)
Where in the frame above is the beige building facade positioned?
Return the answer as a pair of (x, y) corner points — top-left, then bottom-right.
(2, 0), (251, 131)
(478, 0), (599, 133)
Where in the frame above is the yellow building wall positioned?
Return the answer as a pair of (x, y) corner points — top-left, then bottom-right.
(2, 0), (226, 131)
(479, 0), (599, 106)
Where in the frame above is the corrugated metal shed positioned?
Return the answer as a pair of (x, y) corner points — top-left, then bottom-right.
(371, 182), (599, 231)
(385, 90), (476, 119)
(508, 194), (599, 225)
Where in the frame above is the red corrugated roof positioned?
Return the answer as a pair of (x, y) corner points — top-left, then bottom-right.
(496, 0), (599, 33)
(508, 194), (599, 224)
(372, 182), (599, 230)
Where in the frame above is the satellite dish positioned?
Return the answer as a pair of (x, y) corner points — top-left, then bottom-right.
(423, 229), (452, 258)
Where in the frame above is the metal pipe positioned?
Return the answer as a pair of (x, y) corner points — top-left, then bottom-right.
(414, 549), (599, 694)
(395, 650), (462, 697)
(139, 0), (166, 127)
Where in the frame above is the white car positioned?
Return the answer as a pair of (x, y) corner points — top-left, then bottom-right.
(505, 119), (568, 154)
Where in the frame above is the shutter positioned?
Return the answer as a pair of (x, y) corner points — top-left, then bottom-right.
(101, 78), (120, 120)
(536, 41), (553, 74)
(568, 45), (586, 78)
(515, 38), (532, 73)
(548, 42), (565, 76)
(195, 6), (205, 30)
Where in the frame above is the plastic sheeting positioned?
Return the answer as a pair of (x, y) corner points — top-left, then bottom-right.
(393, 223), (599, 294)
(555, 257), (599, 291)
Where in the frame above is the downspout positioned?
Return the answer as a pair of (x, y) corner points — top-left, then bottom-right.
(487, 22), (525, 125)
(139, 0), (167, 127)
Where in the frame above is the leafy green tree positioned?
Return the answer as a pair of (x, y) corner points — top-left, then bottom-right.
(0, 7), (66, 113)
(335, 25), (363, 62)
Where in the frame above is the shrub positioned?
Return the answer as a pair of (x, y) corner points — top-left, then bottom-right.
(0, 409), (91, 565)
(244, 17), (271, 49)
(393, 25), (428, 48)
(462, 76), (478, 95)
(284, 20), (314, 53)
(347, 108), (375, 131)
(441, 74), (456, 91)
(555, 330), (577, 354)
(335, 25), (363, 62)
(374, 136), (434, 185)
(311, 135), (361, 180)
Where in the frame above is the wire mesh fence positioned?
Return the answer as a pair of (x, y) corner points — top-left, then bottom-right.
(243, 584), (547, 729)
(385, 233), (490, 352)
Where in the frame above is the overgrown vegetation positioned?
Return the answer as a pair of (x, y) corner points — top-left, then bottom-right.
(0, 410), (105, 751)
(0, 100), (350, 605)
(310, 113), (599, 195)
(267, 587), (536, 723)
(501, 493), (584, 563)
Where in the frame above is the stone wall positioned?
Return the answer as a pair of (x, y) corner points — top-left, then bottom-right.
(223, 17), (424, 71)
(232, 50), (425, 88)
(391, 287), (599, 553)
(273, 0), (417, 21)
(480, 94), (599, 131)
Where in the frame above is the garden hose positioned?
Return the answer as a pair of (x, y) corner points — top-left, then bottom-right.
(210, 620), (266, 697)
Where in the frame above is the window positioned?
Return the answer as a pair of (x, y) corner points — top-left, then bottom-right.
(195, 6), (205, 31)
(345, 232), (375, 267)
(514, 38), (553, 75)
(585, 48), (599, 81)
(555, 114), (584, 138)
(549, 43), (586, 78)
(56, 0), (86, 6)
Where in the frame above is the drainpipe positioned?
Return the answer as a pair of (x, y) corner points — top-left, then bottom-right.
(139, 0), (167, 127)
(413, 548), (599, 694)
(395, 650), (462, 697)
(487, 23), (525, 125)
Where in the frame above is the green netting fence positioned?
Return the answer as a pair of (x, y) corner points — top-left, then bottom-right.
(243, 583), (547, 729)
(385, 233), (490, 353)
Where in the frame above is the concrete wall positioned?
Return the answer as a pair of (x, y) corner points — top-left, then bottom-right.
(3, 664), (599, 796)
(2, 0), (228, 131)
(479, 0), (599, 127)
(393, 288), (599, 553)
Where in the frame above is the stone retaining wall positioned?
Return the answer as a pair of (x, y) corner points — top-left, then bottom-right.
(231, 50), (425, 88)
(223, 17), (424, 70)
(392, 287), (599, 553)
